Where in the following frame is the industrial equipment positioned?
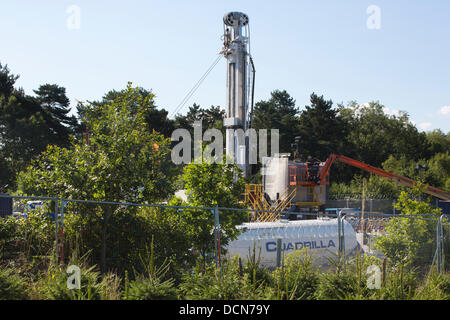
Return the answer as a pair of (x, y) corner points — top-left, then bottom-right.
(246, 152), (450, 222)
(221, 12), (255, 177)
(227, 218), (359, 268)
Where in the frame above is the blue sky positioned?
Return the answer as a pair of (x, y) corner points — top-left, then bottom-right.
(1, 0), (449, 132)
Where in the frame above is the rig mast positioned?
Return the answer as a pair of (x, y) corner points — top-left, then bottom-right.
(221, 12), (253, 177)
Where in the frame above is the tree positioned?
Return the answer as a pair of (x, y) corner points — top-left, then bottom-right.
(0, 63), (80, 189)
(425, 129), (450, 157)
(0, 63), (18, 97)
(17, 84), (175, 271)
(340, 102), (429, 168)
(174, 103), (225, 135)
(178, 157), (247, 261)
(382, 153), (450, 192)
(297, 93), (349, 161)
(374, 185), (442, 270)
(0, 91), (51, 188)
(34, 84), (79, 145)
(252, 90), (300, 154)
(78, 86), (174, 138)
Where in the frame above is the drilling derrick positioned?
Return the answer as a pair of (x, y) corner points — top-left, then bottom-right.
(221, 12), (252, 177)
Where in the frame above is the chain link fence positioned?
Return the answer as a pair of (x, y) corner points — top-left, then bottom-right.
(326, 198), (398, 214)
(1, 194), (448, 278)
(0, 195), (58, 271)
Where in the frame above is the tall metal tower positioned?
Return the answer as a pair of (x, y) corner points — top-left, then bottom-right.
(221, 12), (252, 177)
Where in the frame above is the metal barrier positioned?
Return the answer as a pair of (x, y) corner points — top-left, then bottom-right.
(0, 194), (447, 275)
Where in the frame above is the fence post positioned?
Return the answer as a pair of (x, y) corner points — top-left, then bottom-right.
(338, 210), (345, 269)
(214, 205), (221, 268)
(436, 215), (445, 274)
(59, 199), (67, 266)
(276, 238), (282, 268)
(55, 198), (59, 261)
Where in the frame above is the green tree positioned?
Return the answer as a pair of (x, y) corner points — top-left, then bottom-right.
(374, 185), (442, 270)
(340, 102), (429, 168)
(0, 63), (18, 97)
(179, 158), (246, 261)
(34, 84), (79, 145)
(252, 90), (300, 154)
(78, 86), (175, 138)
(0, 63), (80, 189)
(297, 93), (349, 162)
(426, 129), (450, 157)
(17, 84), (175, 271)
(382, 153), (450, 192)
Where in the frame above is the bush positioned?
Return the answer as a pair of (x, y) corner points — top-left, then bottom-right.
(37, 257), (121, 300)
(315, 271), (361, 300)
(123, 236), (178, 300)
(125, 273), (177, 300)
(414, 269), (450, 300)
(271, 249), (319, 300)
(370, 263), (417, 300)
(178, 257), (271, 300)
(0, 266), (28, 300)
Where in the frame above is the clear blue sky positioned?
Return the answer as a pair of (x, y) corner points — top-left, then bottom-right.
(1, 0), (449, 132)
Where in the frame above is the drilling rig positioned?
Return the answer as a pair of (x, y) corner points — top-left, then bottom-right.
(219, 13), (450, 222)
(221, 12), (254, 177)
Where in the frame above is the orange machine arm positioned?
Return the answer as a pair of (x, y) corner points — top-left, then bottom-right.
(320, 154), (450, 201)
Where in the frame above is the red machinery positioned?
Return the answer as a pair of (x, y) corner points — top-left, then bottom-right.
(289, 154), (450, 201)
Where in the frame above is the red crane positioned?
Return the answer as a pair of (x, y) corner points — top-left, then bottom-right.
(317, 154), (450, 201)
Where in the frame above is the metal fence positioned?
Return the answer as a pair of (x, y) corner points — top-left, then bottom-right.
(0, 194), (448, 276)
(325, 198), (398, 214)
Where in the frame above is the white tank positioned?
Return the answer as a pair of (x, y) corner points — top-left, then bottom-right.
(262, 156), (289, 201)
(226, 218), (359, 268)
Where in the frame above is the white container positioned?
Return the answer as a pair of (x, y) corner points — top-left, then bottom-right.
(226, 218), (359, 268)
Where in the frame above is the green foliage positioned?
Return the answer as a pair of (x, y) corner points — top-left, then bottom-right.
(0, 266), (28, 300)
(0, 63), (79, 189)
(383, 153), (450, 192)
(178, 257), (271, 300)
(125, 237), (177, 300)
(252, 90), (300, 154)
(414, 269), (450, 300)
(0, 203), (55, 270)
(329, 174), (400, 198)
(17, 84), (176, 271)
(315, 271), (362, 300)
(180, 158), (247, 260)
(272, 249), (319, 300)
(298, 93), (349, 161)
(79, 86), (175, 138)
(340, 102), (429, 168)
(374, 185), (441, 269)
(38, 263), (103, 300)
(426, 129), (450, 156)
(373, 263), (417, 300)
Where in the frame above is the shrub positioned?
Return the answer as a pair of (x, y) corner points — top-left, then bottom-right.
(271, 249), (319, 300)
(36, 254), (121, 300)
(123, 236), (177, 300)
(414, 269), (450, 300)
(178, 257), (271, 300)
(315, 271), (361, 300)
(371, 263), (417, 300)
(0, 266), (28, 300)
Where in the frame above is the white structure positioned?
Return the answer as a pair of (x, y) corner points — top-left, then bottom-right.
(226, 218), (359, 268)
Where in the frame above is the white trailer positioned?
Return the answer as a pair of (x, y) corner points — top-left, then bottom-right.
(226, 218), (360, 268)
